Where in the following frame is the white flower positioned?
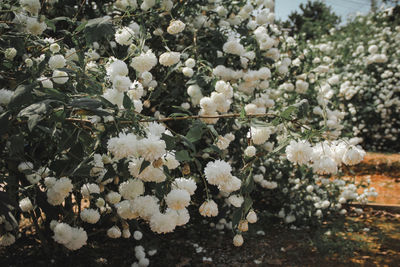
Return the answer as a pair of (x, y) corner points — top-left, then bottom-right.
(112, 75), (131, 92)
(106, 191), (121, 204)
(0, 233), (15, 246)
(149, 211), (177, 234)
(216, 135), (231, 150)
(48, 54), (66, 69)
(130, 159), (166, 183)
(80, 183), (100, 198)
(218, 176), (241, 193)
(107, 60), (129, 81)
(52, 70), (69, 84)
(103, 89), (124, 108)
(244, 146), (256, 157)
(20, 0), (41, 15)
(251, 127), (271, 145)
(182, 67), (194, 77)
(159, 52), (180, 67)
(185, 58), (196, 68)
(53, 223), (73, 244)
(204, 160), (232, 186)
(122, 228), (131, 238)
(223, 39), (245, 56)
(131, 50), (157, 73)
(167, 20), (185, 35)
(342, 146), (366, 166)
(285, 140), (312, 165)
(19, 197), (33, 212)
(39, 77), (53, 88)
(115, 27), (136, 46)
(145, 122), (166, 137)
(107, 132), (139, 160)
(46, 177), (73, 206)
(163, 153), (180, 170)
(141, 0), (156, 11)
(133, 230), (143, 240)
(25, 58), (33, 67)
(80, 208), (100, 224)
(233, 234), (243, 247)
(119, 179), (144, 200)
(107, 226), (122, 238)
(165, 189), (191, 210)
(172, 178), (197, 195)
(116, 200), (137, 219)
(138, 136), (166, 162)
(295, 80), (309, 94)
(131, 195), (159, 220)
(215, 81), (233, 99)
(49, 43), (60, 53)
(312, 156), (338, 175)
(4, 48), (17, 61)
(175, 208), (190, 226)
(228, 194), (244, 207)
(246, 210), (257, 223)
(199, 97), (217, 113)
(238, 220), (249, 232)
(26, 17), (47, 35)
(284, 214), (296, 224)
(199, 200), (218, 217)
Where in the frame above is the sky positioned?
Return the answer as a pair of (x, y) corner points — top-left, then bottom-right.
(275, 0), (389, 23)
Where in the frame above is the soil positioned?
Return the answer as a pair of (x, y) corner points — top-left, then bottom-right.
(1, 153), (399, 267)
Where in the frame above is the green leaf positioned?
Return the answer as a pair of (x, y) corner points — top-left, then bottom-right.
(161, 133), (176, 150)
(123, 93), (132, 110)
(74, 21), (88, 33)
(169, 113), (188, 118)
(281, 106), (298, 120)
(231, 208), (242, 228)
(271, 117), (281, 126)
(139, 160), (150, 174)
(181, 136), (196, 152)
(185, 122), (206, 142)
(171, 105), (192, 115)
(175, 150), (191, 162)
(202, 145), (222, 156)
(272, 138), (290, 154)
(243, 197), (253, 214)
(72, 164), (91, 177)
(242, 175), (255, 194)
(240, 106), (246, 119)
(38, 87), (68, 101)
(70, 98), (103, 109)
(0, 111), (10, 135)
(84, 16), (115, 44)
(45, 18), (56, 32)
(207, 125), (219, 137)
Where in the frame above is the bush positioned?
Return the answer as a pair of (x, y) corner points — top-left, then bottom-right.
(293, 7), (400, 151)
(0, 0), (372, 261)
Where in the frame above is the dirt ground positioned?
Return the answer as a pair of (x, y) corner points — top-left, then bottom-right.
(1, 208), (399, 267)
(1, 153), (399, 267)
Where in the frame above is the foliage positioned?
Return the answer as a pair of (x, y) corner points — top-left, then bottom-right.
(283, 0), (340, 40)
(0, 0), (372, 260)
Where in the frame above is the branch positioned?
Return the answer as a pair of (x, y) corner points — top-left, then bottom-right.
(137, 113), (277, 123)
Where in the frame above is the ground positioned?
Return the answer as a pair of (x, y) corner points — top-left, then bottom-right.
(1, 153), (399, 267)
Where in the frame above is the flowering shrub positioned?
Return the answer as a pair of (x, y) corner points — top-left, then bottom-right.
(291, 7), (400, 152)
(0, 0), (373, 260)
